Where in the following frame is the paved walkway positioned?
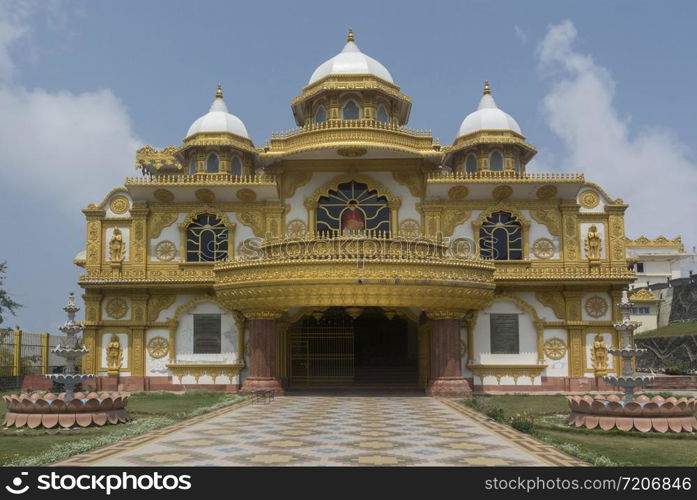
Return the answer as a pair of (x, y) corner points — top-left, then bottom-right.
(59, 395), (582, 466)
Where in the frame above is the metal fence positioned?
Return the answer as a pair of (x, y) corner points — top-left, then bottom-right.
(0, 329), (66, 377)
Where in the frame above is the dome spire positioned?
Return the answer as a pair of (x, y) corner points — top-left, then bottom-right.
(216, 84), (223, 99)
(347, 28), (355, 43)
(483, 80), (491, 95)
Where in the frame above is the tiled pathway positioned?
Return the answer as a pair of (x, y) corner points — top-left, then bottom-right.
(59, 395), (581, 466)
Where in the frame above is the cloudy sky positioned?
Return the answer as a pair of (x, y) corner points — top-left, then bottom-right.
(1, 0), (696, 332)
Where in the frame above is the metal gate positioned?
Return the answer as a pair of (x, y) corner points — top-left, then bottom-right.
(288, 325), (354, 386)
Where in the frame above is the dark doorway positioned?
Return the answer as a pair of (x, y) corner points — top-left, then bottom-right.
(353, 309), (418, 386)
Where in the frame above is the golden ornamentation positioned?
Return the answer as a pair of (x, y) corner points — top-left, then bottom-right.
(105, 298), (129, 320)
(625, 235), (684, 253)
(153, 189), (175, 202)
(109, 196), (130, 215)
(286, 219), (307, 237)
(535, 291), (565, 320)
(399, 218), (420, 238)
(337, 147), (367, 157)
(166, 362), (245, 383)
(543, 337), (567, 360)
(584, 296), (608, 318)
(282, 171), (313, 199)
(441, 208), (471, 237)
(492, 185), (513, 200)
(128, 174), (274, 187)
(590, 334), (608, 376)
(428, 171), (581, 183)
(237, 209), (265, 237)
(154, 240), (177, 261)
(392, 170), (425, 198)
(236, 188), (257, 202)
(447, 185), (468, 200)
(529, 209), (561, 236)
(609, 216), (625, 261)
(310, 174), (399, 206)
(469, 364), (547, 383)
(579, 190), (600, 209)
(108, 228), (125, 263)
(106, 334), (124, 373)
(450, 238), (473, 258)
(238, 238), (261, 259)
(195, 189), (215, 203)
(149, 213), (178, 239)
(536, 185), (557, 200)
(147, 294), (177, 322)
(135, 145), (181, 172)
(146, 336), (169, 359)
(585, 224), (602, 260)
(532, 238), (555, 259)
(629, 289), (660, 302)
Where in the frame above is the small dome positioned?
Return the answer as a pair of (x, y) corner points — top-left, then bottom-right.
(186, 85), (249, 139)
(309, 29), (393, 85)
(457, 81), (521, 137)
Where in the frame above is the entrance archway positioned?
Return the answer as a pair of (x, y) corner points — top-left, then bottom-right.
(286, 307), (419, 389)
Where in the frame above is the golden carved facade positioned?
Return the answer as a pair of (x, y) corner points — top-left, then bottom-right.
(75, 33), (641, 390)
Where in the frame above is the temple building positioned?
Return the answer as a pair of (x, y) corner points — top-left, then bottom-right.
(75, 30), (644, 396)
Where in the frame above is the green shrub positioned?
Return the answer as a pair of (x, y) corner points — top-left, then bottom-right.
(486, 406), (506, 422)
(462, 398), (482, 410)
(509, 412), (536, 434)
(664, 363), (691, 375)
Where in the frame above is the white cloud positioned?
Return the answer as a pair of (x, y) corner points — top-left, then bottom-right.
(513, 25), (527, 44)
(536, 20), (697, 247)
(0, 2), (141, 213)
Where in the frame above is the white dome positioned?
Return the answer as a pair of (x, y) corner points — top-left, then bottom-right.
(186, 87), (249, 139)
(457, 84), (521, 138)
(309, 31), (393, 84)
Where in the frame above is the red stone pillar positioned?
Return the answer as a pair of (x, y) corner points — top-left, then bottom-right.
(426, 313), (472, 397)
(240, 315), (284, 395)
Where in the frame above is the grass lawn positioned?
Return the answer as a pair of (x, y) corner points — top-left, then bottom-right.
(0, 390), (247, 466)
(461, 394), (697, 466)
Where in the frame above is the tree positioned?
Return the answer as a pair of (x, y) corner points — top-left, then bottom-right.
(0, 262), (21, 326)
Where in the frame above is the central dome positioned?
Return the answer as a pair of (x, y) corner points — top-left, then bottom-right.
(308, 29), (393, 85)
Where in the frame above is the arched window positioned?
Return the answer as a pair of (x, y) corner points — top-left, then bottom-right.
(317, 180), (390, 235)
(489, 151), (504, 171)
(314, 105), (327, 123)
(206, 153), (220, 174)
(342, 100), (360, 120)
(188, 156), (197, 175)
(479, 211), (522, 260)
(465, 154), (478, 173)
(186, 214), (228, 262)
(376, 105), (389, 123)
(231, 156), (243, 176)
(514, 158), (521, 173)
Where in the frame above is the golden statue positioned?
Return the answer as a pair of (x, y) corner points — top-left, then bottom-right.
(106, 334), (123, 375)
(109, 228), (125, 263)
(585, 225), (601, 260)
(590, 334), (608, 376)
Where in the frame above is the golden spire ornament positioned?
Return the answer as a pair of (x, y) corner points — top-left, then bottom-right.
(483, 80), (491, 95)
(216, 84), (223, 99)
(347, 28), (355, 43)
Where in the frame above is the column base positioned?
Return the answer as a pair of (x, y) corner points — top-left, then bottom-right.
(426, 377), (472, 398)
(240, 377), (284, 396)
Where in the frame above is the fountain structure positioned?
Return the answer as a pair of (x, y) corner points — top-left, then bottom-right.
(567, 291), (697, 432)
(2, 293), (129, 429)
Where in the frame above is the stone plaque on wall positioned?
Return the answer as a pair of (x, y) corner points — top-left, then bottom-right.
(490, 314), (519, 354)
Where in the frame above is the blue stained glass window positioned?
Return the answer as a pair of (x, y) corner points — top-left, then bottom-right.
(206, 153), (219, 173)
(377, 106), (389, 123)
(479, 211), (522, 260)
(466, 154), (478, 173)
(315, 105), (327, 123)
(489, 151), (504, 171)
(231, 156), (243, 176)
(316, 181), (390, 235)
(342, 100), (360, 120)
(186, 214), (228, 262)
(189, 157), (197, 175)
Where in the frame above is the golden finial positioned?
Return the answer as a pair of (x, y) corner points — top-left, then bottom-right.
(347, 28), (355, 43)
(216, 84), (223, 99)
(483, 80), (491, 95)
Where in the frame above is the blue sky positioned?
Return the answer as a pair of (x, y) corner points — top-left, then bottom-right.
(1, 0), (696, 332)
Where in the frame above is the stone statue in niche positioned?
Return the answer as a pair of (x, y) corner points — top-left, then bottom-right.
(585, 225), (601, 260)
(106, 334), (124, 374)
(591, 334), (608, 376)
(109, 228), (125, 263)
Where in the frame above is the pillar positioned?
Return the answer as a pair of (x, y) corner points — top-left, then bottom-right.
(426, 313), (472, 397)
(41, 333), (49, 375)
(240, 313), (284, 395)
(12, 329), (22, 376)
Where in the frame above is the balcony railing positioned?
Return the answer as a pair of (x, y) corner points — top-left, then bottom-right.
(125, 174), (276, 186)
(270, 119), (432, 139)
(428, 171), (584, 182)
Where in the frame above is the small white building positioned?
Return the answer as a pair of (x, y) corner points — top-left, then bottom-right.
(625, 236), (695, 288)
